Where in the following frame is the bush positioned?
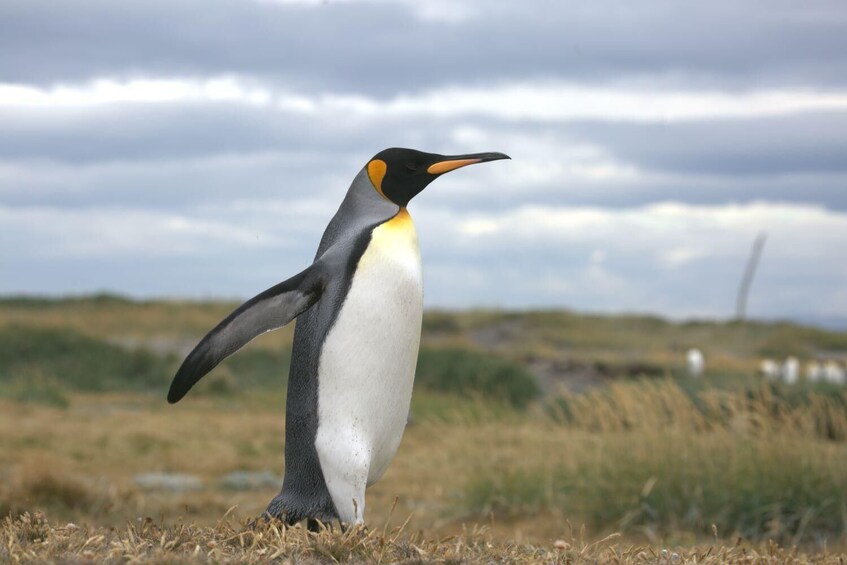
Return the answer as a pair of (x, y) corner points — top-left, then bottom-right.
(0, 369), (69, 408)
(222, 348), (291, 388)
(415, 347), (540, 408)
(0, 325), (172, 392)
(421, 311), (461, 333)
(185, 347), (290, 396)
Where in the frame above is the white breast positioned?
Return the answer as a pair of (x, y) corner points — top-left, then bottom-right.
(314, 210), (423, 523)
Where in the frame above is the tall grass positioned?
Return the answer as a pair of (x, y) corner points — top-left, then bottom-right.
(548, 379), (847, 441)
(462, 380), (847, 543)
(464, 427), (847, 542)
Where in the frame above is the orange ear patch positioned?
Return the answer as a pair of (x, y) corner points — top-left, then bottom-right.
(367, 159), (388, 198)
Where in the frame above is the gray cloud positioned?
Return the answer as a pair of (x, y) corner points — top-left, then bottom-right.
(2, 0), (847, 320)
(0, 103), (367, 164)
(565, 111), (847, 176)
(5, 102), (847, 172)
(3, 102), (846, 213)
(2, 0), (846, 91)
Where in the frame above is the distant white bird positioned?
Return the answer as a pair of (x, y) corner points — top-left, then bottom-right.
(782, 356), (800, 385)
(806, 361), (823, 383)
(759, 359), (780, 381)
(823, 361), (846, 385)
(686, 348), (705, 377)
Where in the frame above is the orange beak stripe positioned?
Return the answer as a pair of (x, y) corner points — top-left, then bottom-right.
(426, 158), (482, 175)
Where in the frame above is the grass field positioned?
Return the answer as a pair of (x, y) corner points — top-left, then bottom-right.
(1, 296), (846, 562)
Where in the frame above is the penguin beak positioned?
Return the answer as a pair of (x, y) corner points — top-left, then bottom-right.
(426, 152), (510, 175)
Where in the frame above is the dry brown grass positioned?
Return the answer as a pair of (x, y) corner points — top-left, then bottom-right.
(3, 298), (847, 562)
(2, 511), (845, 564)
(550, 379), (847, 440)
(2, 386), (846, 549)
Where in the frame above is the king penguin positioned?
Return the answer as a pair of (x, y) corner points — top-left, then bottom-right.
(167, 148), (509, 526)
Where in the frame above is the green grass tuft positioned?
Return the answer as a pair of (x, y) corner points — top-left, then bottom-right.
(464, 429), (847, 543)
(222, 347), (291, 387)
(0, 369), (70, 408)
(0, 325), (172, 393)
(466, 380), (847, 543)
(415, 346), (541, 408)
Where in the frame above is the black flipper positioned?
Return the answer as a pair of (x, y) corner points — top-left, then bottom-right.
(167, 262), (328, 403)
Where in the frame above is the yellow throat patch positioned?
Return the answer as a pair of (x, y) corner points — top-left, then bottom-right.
(359, 208), (419, 272)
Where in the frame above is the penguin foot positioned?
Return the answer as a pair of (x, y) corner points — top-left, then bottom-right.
(246, 515), (268, 530)
(262, 494), (295, 525)
(246, 509), (285, 530)
(306, 518), (332, 533)
(260, 492), (340, 530)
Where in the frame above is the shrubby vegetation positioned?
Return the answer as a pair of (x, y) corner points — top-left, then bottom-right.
(0, 325), (171, 400)
(0, 323), (539, 407)
(416, 346), (540, 408)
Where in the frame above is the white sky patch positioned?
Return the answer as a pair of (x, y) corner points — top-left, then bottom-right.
(252, 0), (474, 22)
(0, 77), (275, 107)
(3, 76), (846, 123)
(448, 126), (642, 187)
(460, 219), (500, 236)
(406, 0), (474, 22)
(455, 200), (847, 269)
(383, 85), (847, 122)
(589, 249), (606, 266)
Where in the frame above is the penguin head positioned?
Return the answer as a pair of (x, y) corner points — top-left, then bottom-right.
(366, 148), (510, 207)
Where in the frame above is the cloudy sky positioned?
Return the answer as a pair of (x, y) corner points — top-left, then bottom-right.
(2, 0), (846, 323)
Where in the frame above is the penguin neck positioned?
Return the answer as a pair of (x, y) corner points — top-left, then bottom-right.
(345, 168), (401, 217)
(365, 206), (420, 266)
(315, 169), (400, 258)
(386, 208), (413, 229)
(376, 208), (416, 241)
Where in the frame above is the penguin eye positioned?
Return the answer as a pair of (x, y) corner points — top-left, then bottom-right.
(404, 163), (418, 172)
